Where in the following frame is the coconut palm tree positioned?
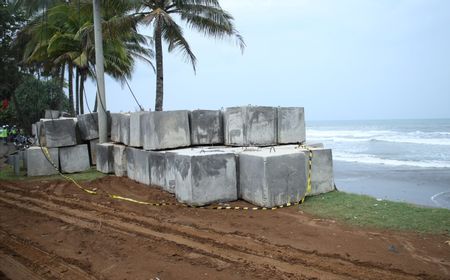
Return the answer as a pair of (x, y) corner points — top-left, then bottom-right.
(132, 0), (245, 111)
(16, 0), (153, 115)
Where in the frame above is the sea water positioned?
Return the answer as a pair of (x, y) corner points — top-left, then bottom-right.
(307, 119), (450, 169)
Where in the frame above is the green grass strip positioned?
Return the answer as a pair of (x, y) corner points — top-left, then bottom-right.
(302, 191), (450, 235)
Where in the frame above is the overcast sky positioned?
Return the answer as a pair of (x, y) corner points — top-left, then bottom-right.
(84, 0), (450, 121)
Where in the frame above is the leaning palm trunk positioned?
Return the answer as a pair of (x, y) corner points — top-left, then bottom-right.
(80, 72), (85, 114)
(154, 21), (164, 112)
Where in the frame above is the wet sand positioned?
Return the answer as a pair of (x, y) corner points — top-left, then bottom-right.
(334, 161), (450, 209)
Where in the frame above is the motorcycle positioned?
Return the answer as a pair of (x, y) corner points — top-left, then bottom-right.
(13, 134), (34, 151)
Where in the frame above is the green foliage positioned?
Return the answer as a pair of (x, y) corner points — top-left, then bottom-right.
(10, 75), (69, 132)
(0, 1), (26, 101)
(302, 191), (450, 235)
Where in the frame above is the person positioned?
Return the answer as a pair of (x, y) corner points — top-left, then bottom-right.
(0, 125), (7, 144)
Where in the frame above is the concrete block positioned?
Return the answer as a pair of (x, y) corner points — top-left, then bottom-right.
(77, 113), (99, 140)
(110, 113), (130, 145)
(189, 110), (224, 145)
(44, 110), (60, 119)
(276, 145), (335, 196)
(129, 111), (146, 147)
(42, 118), (77, 148)
(167, 148), (237, 206)
(96, 143), (114, 174)
(59, 144), (90, 173)
(120, 114), (130, 146)
(164, 152), (177, 193)
(26, 147), (59, 176)
(31, 123), (37, 136)
(277, 107), (306, 144)
(110, 113), (121, 143)
(88, 139), (99, 165)
(143, 110), (191, 150)
(113, 144), (127, 177)
(126, 147), (150, 185)
(36, 121), (46, 146)
(224, 106), (277, 146)
(149, 151), (167, 189)
(239, 148), (307, 207)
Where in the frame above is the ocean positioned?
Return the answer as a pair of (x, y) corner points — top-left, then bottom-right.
(306, 119), (450, 208)
(307, 119), (450, 169)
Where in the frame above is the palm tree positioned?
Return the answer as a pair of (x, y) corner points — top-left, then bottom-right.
(16, 0), (153, 115)
(133, 0), (245, 111)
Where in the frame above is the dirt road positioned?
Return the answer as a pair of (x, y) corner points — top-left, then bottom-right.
(0, 176), (449, 279)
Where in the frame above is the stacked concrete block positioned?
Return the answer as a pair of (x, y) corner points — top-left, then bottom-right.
(149, 151), (167, 189)
(44, 110), (60, 119)
(59, 144), (91, 173)
(111, 113), (130, 145)
(96, 143), (114, 174)
(239, 148), (308, 207)
(42, 118), (77, 148)
(129, 111), (146, 147)
(167, 148), (237, 206)
(35, 120), (46, 146)
(277, 107), (306, 144)
(88, 139), (99, 165)
(224, 106), (277, 146)
(77, 113), (99, 140)
(189, 110), (224, 145)
(126, 147), (151, 185)
(143, 110), (191, 150)
(113, 144), (127, 177)
(26, 147), (59, 176)
(164, 152), (177, 193)
(31, 123), (37, 136)
(276, 145), (335, 196)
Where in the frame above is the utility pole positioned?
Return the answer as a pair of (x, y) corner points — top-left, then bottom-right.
(92, 0), (108, 143)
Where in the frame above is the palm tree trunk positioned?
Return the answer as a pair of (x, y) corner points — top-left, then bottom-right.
(68, 64), (75, 116)
(75, 68), (80, 116)
(80, 72), (85, 114)
(154, 20), (164, 111)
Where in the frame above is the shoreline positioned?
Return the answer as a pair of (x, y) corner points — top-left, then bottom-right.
(333, 160), (450, 209)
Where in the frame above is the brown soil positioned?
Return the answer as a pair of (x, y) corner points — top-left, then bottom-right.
(0, 176), (449, 280)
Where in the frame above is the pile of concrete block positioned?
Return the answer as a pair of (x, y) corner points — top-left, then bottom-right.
(27, 105), (334, 208)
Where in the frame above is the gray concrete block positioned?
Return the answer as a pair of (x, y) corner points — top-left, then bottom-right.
(26, 147), (59, 176)
(149, 151), (166, 189)
(44, 110), (60, 119)
(167, 148), (237, 206)
(239, 148), (307, 207)
(110, 113), (130, 145)
(143, 110), (191, 150)
(129, 111), (146, 147)
(126, 147), (150, 185)
(189, 110), (224, 145)
(224, 106), (277, 146)
(42, 118), (77, 148)
(110, 113), (121, 143)
(31, 123), (37, 136)
(59, 144), (90, 173)
(113, 144), (127, 177)
(277, 107), (306, 144)
(96, 143), (114, 174)
(276, 145), (335, 196)
(77, 113), (99, 140)
(36, 120), (46, 146)
(306, 148), (334, 196)
(88, 139), (99, 165)
(164, 152), (177, 193)
(120, 114), (130, 146)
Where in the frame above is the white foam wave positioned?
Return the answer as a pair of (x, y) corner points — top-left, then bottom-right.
(306, 129), (450, 146)
(333, 152), (450, 168)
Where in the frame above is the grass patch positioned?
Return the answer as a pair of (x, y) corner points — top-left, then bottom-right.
(301, 191), (450, 235)
(0, 164), (106, 182)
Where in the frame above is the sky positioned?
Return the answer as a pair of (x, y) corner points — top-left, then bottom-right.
(84, 0), (450, 121)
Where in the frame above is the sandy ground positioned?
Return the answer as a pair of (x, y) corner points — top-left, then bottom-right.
(0, 176), (449, 280)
